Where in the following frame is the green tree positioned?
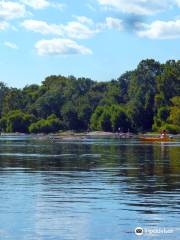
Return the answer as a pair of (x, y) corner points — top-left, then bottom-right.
(29, 115), (63, 133)
(90, 106), (105, 130)
(156, 60), (180, 108)
(2, 88), (25, 114)
(0, 82), (8, 117)
(127, 59), (161, 130)
(168, 96), (180, 127)
(110, 105), (130, 131)
(153, 106), (170, 131)
(90, 105), (130, 132)
(98, 110), (112, 131)
(0, 110), (35, 133)
(61, 103), (82, 130)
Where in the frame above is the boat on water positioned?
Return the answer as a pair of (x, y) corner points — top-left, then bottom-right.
(140, 137), (175, 142)
(140, 129), (176, 142)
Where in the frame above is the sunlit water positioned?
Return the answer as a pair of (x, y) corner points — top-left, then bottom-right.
(0, 136), (179, 240)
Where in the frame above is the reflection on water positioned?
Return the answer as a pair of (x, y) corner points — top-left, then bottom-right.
(0, 136), (179, 240)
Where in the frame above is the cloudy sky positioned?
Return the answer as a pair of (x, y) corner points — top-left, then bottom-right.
(0, 0), (180, 87)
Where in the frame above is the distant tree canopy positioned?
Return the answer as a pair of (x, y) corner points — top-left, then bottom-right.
(0, 59), (179, 134)
(0, 110), (35, 133)
(28, 114), (63, 134)
(90, 105), (130, 132)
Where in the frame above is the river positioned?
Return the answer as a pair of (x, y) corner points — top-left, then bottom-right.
(0, 136), (179, 240)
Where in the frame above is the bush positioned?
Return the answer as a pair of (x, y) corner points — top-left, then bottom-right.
(0, 110), (35, 133)
(90, 105), (130, 132)
(29, 115), (63, 133)
(160, 124), (180, 134)
(99, 110), (112, 132)
(110, 105), (130, 131)
(90, 106), (105, 130)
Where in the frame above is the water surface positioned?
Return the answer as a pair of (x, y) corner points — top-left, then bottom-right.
(0, 136), (179, 240)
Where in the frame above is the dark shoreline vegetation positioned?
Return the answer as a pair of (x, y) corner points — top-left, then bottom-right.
(0, 59), (179, 134)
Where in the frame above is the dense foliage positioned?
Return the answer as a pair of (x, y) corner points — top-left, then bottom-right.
(0, 59), (179, 134)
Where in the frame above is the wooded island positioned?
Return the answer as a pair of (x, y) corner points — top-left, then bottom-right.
(0, 59), (179, 134)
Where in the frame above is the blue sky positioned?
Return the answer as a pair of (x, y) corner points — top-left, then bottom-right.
(0, 0), (180, 88)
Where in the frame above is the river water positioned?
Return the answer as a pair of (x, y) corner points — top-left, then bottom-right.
(0, 136), (179, 240)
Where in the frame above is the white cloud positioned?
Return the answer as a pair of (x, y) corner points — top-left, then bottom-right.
(97, 0), (174, 15)
(74, 16), (93, 25)
(22, 19), (97, 39)
(4, 41), (18, 49)
(22, 17), (124, 40)
(20, 0), (50, 9)
(20, 0), (65, 10)
(96, 17), (123, 31)
(137, 19), (180, 39)
(22, 20), (63, 35)
(35, 38), (92, 56)
(105, 17), (123, 31)
(0, 1), (26, 20)
(63, 21), (97, 39)
(0, 21), (9, 31)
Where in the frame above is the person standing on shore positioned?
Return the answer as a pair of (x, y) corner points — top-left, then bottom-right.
(160, 130), (167, 139)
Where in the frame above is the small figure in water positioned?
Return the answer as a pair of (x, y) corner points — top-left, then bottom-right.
(160, 130), (167, 139)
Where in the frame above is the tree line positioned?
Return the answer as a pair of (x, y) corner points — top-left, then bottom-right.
(0, 59), (179, 134)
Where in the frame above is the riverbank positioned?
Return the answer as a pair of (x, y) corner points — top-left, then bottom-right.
(47, 131), (134, 141)
(1, 131), (135, 140)
(52, 130), (138, 140)
(1, 131), (179, 141)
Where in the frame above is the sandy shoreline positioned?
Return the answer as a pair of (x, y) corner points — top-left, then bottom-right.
(1, 131), (179, 141)
(1, 131), (134, 139)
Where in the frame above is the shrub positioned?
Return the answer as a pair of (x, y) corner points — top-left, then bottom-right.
(29, 115), (63, 133)
(0, 110), (35, 133)
(160, 124), (180, 134)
